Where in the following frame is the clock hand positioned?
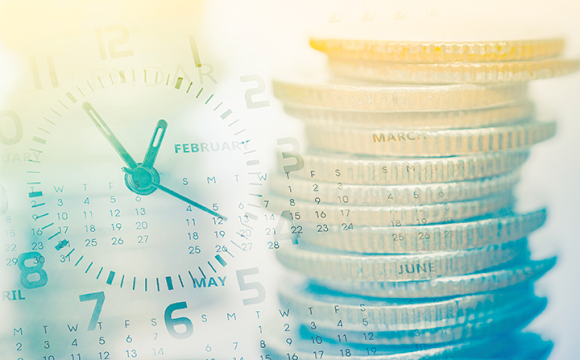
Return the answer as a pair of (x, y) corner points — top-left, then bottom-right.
(142, 119), (167, 168)
(82, 102), (138, 169)
(150, 180), (228, 220)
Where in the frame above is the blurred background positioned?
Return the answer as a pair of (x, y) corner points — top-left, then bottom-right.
(0, 0), (578, 358)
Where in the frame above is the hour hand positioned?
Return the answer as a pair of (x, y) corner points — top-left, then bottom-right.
(142, 119), (167, 168)
(82, 102), (138, 169)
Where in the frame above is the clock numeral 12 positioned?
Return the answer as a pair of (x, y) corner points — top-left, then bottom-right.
(95, 25), (134, 60)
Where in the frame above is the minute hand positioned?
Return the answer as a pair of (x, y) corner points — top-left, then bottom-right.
(150, 181), (228, 220)
(82, 102), (138, 169)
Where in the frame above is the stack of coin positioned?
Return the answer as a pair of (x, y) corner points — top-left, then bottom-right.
(265, 39), (579, 358)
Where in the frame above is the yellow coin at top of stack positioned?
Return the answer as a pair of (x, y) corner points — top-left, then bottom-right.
(311, 38), (579, 84)
(310, 38), (566, 63)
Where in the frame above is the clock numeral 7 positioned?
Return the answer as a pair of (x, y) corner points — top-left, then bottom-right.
(79, 291), (105, 331)
(95, 25), (134, 60)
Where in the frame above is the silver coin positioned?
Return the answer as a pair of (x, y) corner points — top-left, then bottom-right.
(261, 326), (550, 359)
(310, 295), (545, 345)
(296, 209), (545, 253)
(305, 120), (555, 157)
(276, 239), (528, 281)
(288, 149), (530, 185)
(278, 279), (532, 331)
(313, 257), (555, 298)
(270, 170), (520, 206)
(268, 191), (514, 227)
(283, 99), (534, 130)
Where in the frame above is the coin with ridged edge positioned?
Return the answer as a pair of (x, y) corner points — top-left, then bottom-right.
(314, 257), (556, 298)
(312, 296), (545, 345)
(306, 120), (555, 157)
(283, 99), (534, 130)
(273, 75), (528, 112)
(328, 57), (580, 84)
(268, 191), (513, 226)
(270, 170), (519, 206)
(297, 209), (545, 253)
(276, 239), (528, 281)
(287, 150), (530, 185)
(261, 326), (552, 359)
(278, 279), (531, 331)
(310, 38), (566, 63)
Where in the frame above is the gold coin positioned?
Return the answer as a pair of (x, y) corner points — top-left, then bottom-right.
(328, 57), (580, 84)
(273, 75), (528, 111)
(310, 38), (565, 63)
(306, 120), (555, 157)
(283, 100), (534, 130)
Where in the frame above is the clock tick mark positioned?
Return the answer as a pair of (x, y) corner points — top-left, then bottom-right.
(106, 271), (115, 285)
(165, 276), (174, 291)
(156, 277), (160, 291)
(221, 109), (232, 119)
(213, 102), (223, 111)
(120, 275), (125, 288)
(96, 267), (103, 279)
(58, 100), (68, 109)
(208, 262), (217, 273)
(97, 76), (104, 88)
(50, 108), (61, 117)
(43, 117), (55, 125)
(197, 267), (206, 279)
(76, 86), (85, 97)
(215, 255), (227, 267)
(41, 222), (54, 229)
(33, 136), (46, 145)
(230, 241), (242, 250)
(166, 74), (170, 86)
(28, 191), (43, 198)
(196, 87), (203, 98)
(241, 223), (253, 230)
(205, 94), (214, 104)
(178, 275), (184, 287)
(119, 71), (126, 84)
(74, 255), (83, 266)
(65, 92), (77, 103)
(175, 77), (184, 90)
(186, 82), (193, 93)
(228, 119), (240, 127)
(87, 81), (94, 92)
(132, 277), (136, 290)
(109, 73), (114, 85)
(56, 240), (69, 251)
(85, 262), (93, 273)
(234, 129), (246, 136)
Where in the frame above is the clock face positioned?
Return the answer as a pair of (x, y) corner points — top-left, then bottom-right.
(24, 73), (264, 292)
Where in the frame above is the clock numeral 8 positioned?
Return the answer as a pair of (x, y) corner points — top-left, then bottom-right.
(18, 251), (48, 289)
